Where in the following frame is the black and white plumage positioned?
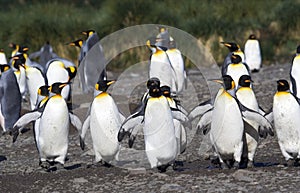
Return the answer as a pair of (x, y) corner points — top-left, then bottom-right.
(290, 45), (300, 98)
(29, 42), (58, 67)
(244, 34), (262, 73)
(221, 42), (245, 76)
(271, 80), (300, 166)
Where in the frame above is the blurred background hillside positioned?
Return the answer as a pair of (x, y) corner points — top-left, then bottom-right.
(0, 0), (299, 68)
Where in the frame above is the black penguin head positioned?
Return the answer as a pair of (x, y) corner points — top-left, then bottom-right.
(146, 37), (157, 48)
(277, 79), (289, 92)
(231, 54), (242, 64)
(249, 34), (256, 40)
(19, 45), (29, 53)
(238, 75), (252, 87)
(221, 42), (240, 52)
(68, 39), (83, 48)
(9, 42), (19, 50)
(223, 75), (235, 90)
(49, 82), (68, 95)
(82, 30), (95, 38)
(148, 84), (162, 98)
(168, 39), (176, 49)
(66, 66), (77, 81)
(157, 25), (167, 33)
(95, 80), (115, 92)
(296, 45), (300, 54)
(38, 85), (50, 97)
(146, 77), (160, 89)
(160, 86), (171, 98)
(0, 64), (10, 73)
(11, 53), (26, 64)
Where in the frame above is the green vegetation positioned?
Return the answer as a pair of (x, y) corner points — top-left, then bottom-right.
(0, 0), (299, 67)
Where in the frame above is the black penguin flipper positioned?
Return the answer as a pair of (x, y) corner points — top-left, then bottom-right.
(238, 100), (274, 138)
(80, 136), (85, 151)
(171, 107), (192, 130)
(128, 124), (142, 148)
(196, 108), (213, 135)
(69, 113), (82, 134)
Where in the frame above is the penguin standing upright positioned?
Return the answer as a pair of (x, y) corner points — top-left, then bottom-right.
(290, 45), (300, 98)
(143, 82), (177, 171)
(160, 86), (188, 155)
(236, 75), (260, 167)
(147, 37), (176, 93)
(209, 75), (272, 169)
(29, 41), (58, 67)
(221, 42), (245, 76)
(165, 39), (187, 94)
(244, 34), (262, 73)
(0, 64), (21, 133)
(11, 54), (46, 110)
(225, 54), (250, 89)
(13, 82), (82, 170)
(11, 57), (27, 101)
(80, 80), (123, 165)
(0, 49), (7, 64)
(272, 80), (300, 166)
(45, 59), (76, 106)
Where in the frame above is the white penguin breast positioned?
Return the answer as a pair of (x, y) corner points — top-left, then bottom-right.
(211, 92), (243, 151)
(273, 94), (300, 150)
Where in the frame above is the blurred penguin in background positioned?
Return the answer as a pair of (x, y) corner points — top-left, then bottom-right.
(244, 34), (262, 73)
(290, 45), (300, 98)
(29, 41), (58, 67)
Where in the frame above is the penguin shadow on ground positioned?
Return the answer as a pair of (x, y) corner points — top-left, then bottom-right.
(0, 155), (7, 162)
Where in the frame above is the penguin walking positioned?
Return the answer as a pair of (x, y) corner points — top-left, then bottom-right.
(271, 80), (300, 166)
(221, 42), (245, 76)
(236, 75), (260, 167)
(225, 54), (250, 89)
(0, 64), (21, 133)
(147, 37), (177, 93)
(80, 80), (123, 165)
(13, 82), (82, 170)
(244, 34), (262, 73)
(290, 45), (300, 98)
(207, 75), (273, 169)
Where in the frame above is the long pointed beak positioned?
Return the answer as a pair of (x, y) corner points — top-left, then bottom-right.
(208, 78), (223, 84)
(107, 80), (116, 86)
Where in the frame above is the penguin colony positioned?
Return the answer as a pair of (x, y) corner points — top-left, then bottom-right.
(1, 27), (299, 172)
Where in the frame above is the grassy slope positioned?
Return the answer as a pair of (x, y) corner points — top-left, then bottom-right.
(0, 0), (299, 67)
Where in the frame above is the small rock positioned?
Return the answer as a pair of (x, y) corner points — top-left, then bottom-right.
(160, 183), (184, 191)
(128, 167), (147, 175)
(232, 170), (255, 182)
(73, 177), (88, 183)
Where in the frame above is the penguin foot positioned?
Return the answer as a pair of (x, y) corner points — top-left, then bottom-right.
(172, 161), (184, 171)
(233, 161), (240, 169)
(285, 159), (294, 167)
(40, 161), (51, 170)
(157, 164), (169, 173)
(220, 162), (229, 170)
(102, 161), (112, 168)
(251, 69), (260, 73)
(9, 128), (20, 143)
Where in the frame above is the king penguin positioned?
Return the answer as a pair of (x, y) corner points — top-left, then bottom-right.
(11, 54), (47, 110)
(225, 54), (250, 89)
(45, 59), (76, 104)
(160, 86), (188, 156)
(290, 45), (300, 98)
(147, 37), (177, 93)
(13, 82), (82, 170)
(209, 75), (273, 169)
(0, 64), (21, 133)
(244, 34), (262, 73)
(221, 42), (245, 76)
(80, 80), (124, 165)
(272, 79), (300, 166)
(165, 39), (187, 95)
(11, 56), (27, 101)
(0, 49), (7, 64)
(236, 75), (260, 167)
